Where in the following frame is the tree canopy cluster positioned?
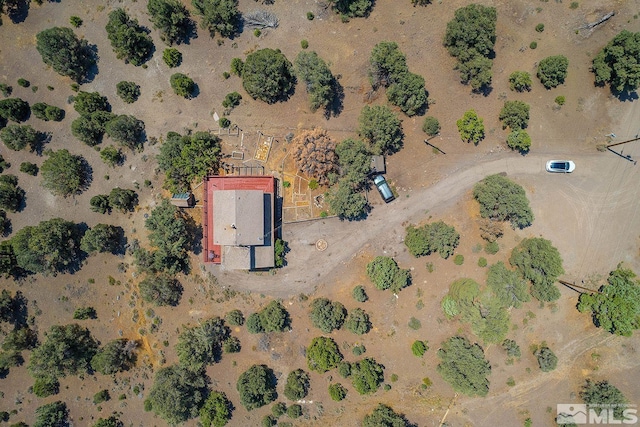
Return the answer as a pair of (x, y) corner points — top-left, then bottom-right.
(404, 220), (460, 259)
(158, 131), (221, 192)
(326, 138), (371, 220)
(32, 102), (65, 121)
(306, 336), (343, 373)
(1, 124), (41, 152)
(510, 237), (564, 302)
(295, 51), (336, 113)
(350, 357), (384, 394)
(362, 404), (411, 427)
(36, 27), (95, 82)
(358, 105), (403, 155)
(369, 41), (427, 116)
(437, 335), (491, 397)
(192, 0), (241, 38)
(578, 265), (640, 336)
(580, 379), (629, 420)
(309, 297), (346, 333)
(473, 174), (534, 229)
(242, 48), (295, 103)
(199, 390), (233, 427)
(41, 149), (90, 197)
(0, 98), (30, 123)
(444, 4), (497, 91)
(106, 8), (154, 66)
(147, 364), (208, 424)
(80, 223), (124, 254)
(328, 0), (373, 18)
(283, 369), (310, 401)
(366, 256), (411, 293)
(593, 30), (640, 93)
(147, 0), (192, 45)
(176, 317), (232, 370)
(499, 100), (531, 153)
(246, 300), (290, 333)
(457, 109), (485, 144)
(91, 339), (137, 375)
(236, 364), (277, 410)
(0, 174), (24, 212)
(537, 55), (569, 89)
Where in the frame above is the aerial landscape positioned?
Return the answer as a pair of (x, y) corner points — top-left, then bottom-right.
(0, 0), (639, 425)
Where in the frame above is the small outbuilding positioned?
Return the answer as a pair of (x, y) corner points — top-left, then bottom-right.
(170, 193), (195, 208)
(370, 155), (386, 175)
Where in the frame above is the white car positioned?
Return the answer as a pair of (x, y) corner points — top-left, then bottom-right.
(546, 160), (575, 173)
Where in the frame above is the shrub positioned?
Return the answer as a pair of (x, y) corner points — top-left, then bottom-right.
(537, 55), (569, 89)
(501, 339), (521, 358)
(533, 344), (557, 372)
(366, 256), (411, 292)
(535, 23), (544, 32)
(473, 174), (534, 228)
(328, 383), (346, 401)
(1, 124), (39, 152)
(301, 39), (309, 49)
(20, 162), (40, 176)
(222, 92), (242, 109)
(70, 16), (83, 27)
(106, 8), (154, 66)
(453, 254), (464, 265)
(90, 195), (111, 214)
(93, 389), (110, 404)
(225, 309), (244, 326)
(457, 109), (484, 144)
(41, 149), (88, 197)
(0, 84), (10, 97)
(411, 340), (428, 357)
(478, 257), (487, 267)
(284, 369), (310, 400)
(242, 48), (295, 103)
(363, 404), (410, 427)
(176, 317), (230, 371)
(108, 187), (138, 212)
(146, 0), (191, 45)
(33, 376), (60, 397)
(116, 81), (141, 103)
(199, 391), (233, 427)
(529, 41), (537, 49)
(437, 336), (491, 397)
(17, 78), (29, 88)
(31, 103), (64, 121)
(163, 48), (182, 68)
(350, 357), (384, 395)
(508, 71), (532, 92)
(0, 98), (30, 122)
(499, 100), (530, 130)
(404, 221), (460, 259)
(408, 316), (421, 330)
(170, 73), (195, 98)
(73, 307), (97, 320)
(345, 308), (371, 335)
(147, 364), (208, 425)
(139, 275), (183, 306)
(306, 336), (343, 373)
(422, 116), (440, 136)
(352, 285), (368, 302)
(73, 91), (110, 115)
(309, 298), (346, 333)
(237, 364), (277, 411)
(100, 146), (123, 167)
(485, 241), (499, 254)
(230, 58), (244, 76)
(219, 117), (230, 128)
(91, 339), (137, 375)
(34, 401), (69, 427)
(506, 130), (532, 153)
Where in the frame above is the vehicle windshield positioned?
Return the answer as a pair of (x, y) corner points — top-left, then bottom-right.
(551, 162), (567, 169)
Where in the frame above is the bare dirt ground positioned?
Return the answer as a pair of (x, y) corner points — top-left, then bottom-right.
(0, 0), (639, 426)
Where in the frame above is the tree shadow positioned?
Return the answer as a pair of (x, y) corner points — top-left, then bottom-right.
(185, 214), (202, 255)
(188, 83), (200, 99)
(6, 0), (30, 24)
(78, 158), (93, 195)
(32, 131), (51, 156)
(324, 76), (345, 119)
(80, 43), (100, 84)
(611, 88), (639, 102)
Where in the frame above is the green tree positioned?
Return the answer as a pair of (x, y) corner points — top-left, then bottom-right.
(74, 91), (110, 115)
(577, 265), (640, 336)
(28, 324), (98, 378)
(437, 336), (491, 397)
(200, 391), (233, 427)
(329, 383), (347, 401)
(362, 404), (410, 427)
(33, 376), (60, 397)
(225, 309), (244, 326)
(237, 364), (277, 410)
(71, 111), (115, 146)
(533, 344), (557, 372)
(0, 124), (39, 151)
(309, 298), (346, 333)
(147, 364), (208, 425)
(116, 81), (141, 103)
(387, 71), (427, 116)
(90, 194), (111, 214)
(326, 176), (368, 220)
(135, 199), (191, 274)
(222, 91), (242, 109)
(580, 379), (629, 419)
(444, 4), (497, 91)
(366, 256), (411, 292)
(499, 100), (530, 130)
(147, 0), (192, 45)
(9, 218), (82, 275)
(510, 237), (564, 301)
(105, 114), (145, 150)
(457, 109), (484, 144)
(283, 369), (310, 400)
(93, 416), (123, 427)
(0, 98), (29, 122)
(345, 307), (371, 335)
(537, 55), (569, 89)
(0, 175), (24, 212)
(40, 149), (88, 196)
(106, 8), (154, 66)
(487, 261), (530, 308)
(306, 336), (343, 373)
(358, 105), (403, 155)
(192, 0), (240, 38)
(35, 27), (95, 82)
(508, 71), (532, 92)
(501, 339), (521, 358)
(242, 48), (295, 103)
(170, 73), (196, 98)
(73, 306), (97, 320)
(100, 146), (123, 167)
(328, 0), (372, 17)
(404, 221), (460, 258)
(91, 339), (137, 375)
(294, 51), (335, 112)
(81, 224), (123, 254)
(592, 30), (640, 93)
(473, 174), (534, 228)
(32, 102), (65, 121)
(411, 340), (428, 357)
(163, 47), (182, 67)
(258, 300), (290, 332)
(157, 131), (221, 192)
(2, 327), (38, 351)
(422, 116), (440, 136)
(369, 41), (408, 88)
(139, 275), (183, 306)
(108, 187), (138, 212)
(34, 401), (68, 427)
(352, 285), (368, 302)
(506, 130), (531, 153)
(176, 317), (231, 370)
(351, 357), (384, 394)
